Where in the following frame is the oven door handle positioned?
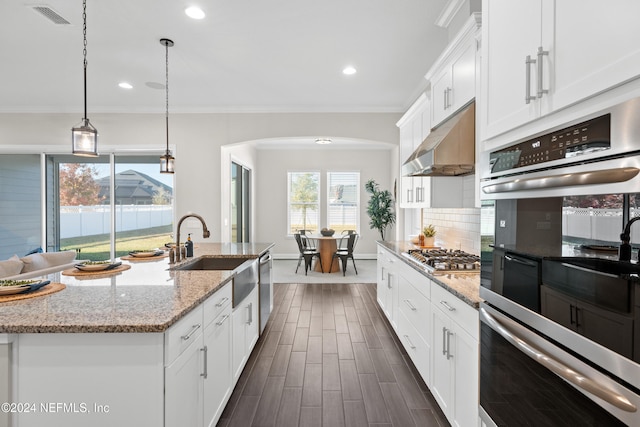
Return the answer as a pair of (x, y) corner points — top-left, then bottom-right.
(480, 307), (637, 413)
(504, 255), (537, 267)
(482, 167), (639, 194)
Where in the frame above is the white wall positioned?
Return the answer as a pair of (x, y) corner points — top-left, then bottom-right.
(254, 147), (396, 258)
(0, 112), (400, 244)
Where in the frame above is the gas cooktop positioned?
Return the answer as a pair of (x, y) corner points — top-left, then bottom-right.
(402, 248), (481, 274)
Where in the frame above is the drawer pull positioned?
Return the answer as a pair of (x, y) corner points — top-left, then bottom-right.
(403, 299), (417, 311)
(403, 334), (417, 350)
(215, 297), (229, 307)
(216, 314), (230, 326)
(440, 301), (455, 312)
(181, 323), (201, 341)
(247, 302), (253, 325)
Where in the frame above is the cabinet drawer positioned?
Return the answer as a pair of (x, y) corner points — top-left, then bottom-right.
(399, 263), (430, 299)
(398, 311), (430, 386)
(204, 282), (232, 327)
(165, 305), (204, 366)
(431, 283), (478, 340)
(398, 278), (430, 343)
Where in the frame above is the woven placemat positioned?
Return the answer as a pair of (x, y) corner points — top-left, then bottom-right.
(0, 282), (65, 303)
(120, 253), (168, 262)
(61, 264), (131, 277)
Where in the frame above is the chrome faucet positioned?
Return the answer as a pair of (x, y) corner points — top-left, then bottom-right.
(175, 213), (211, 262)
(619, 216), (640, 261)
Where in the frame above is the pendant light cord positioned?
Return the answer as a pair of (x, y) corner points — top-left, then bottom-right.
(82, 0), (88, 122)
(165, 40), (170, 153)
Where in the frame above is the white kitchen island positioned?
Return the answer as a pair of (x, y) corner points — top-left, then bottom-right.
(0, 243), (273, 427)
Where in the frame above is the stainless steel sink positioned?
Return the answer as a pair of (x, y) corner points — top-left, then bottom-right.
(173, 257), (248, 271)
(172, 257), (258, 308)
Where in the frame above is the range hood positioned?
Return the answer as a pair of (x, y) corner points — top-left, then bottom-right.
(402, 101), (475, 177)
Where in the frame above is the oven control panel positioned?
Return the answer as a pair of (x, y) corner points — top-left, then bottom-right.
(489, 114), (611, 173)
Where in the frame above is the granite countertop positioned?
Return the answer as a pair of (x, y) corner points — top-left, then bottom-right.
(377, 241), (481, 309)
(0, 243), (274, 334)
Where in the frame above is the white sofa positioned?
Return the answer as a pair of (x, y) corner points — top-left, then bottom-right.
(0, 251), (82, 281)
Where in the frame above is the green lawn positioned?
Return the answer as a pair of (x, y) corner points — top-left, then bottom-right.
(61, 225), (173, 261)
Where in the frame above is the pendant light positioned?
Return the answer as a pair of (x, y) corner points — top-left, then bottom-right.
(71, 0), (98, 157)
(160, 38), (175, 174)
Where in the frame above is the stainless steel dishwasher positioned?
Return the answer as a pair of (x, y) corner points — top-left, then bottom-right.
(258, 251), (272, 334)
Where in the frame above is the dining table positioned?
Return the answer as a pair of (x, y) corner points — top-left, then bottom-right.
(307, 234), (341, 273)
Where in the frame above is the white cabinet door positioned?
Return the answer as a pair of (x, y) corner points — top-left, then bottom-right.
(165, 338), (204, 427)
(481, 0), (543, 139)
(551, 1), (640, 113)
(203, 305), (232, 427)
(231, 287), (259, 382)
(245, 287), (259, 353)
(398, 310), (431, 386)
(450, 40), (476, 114)
(430, 305), (453, 417)
(451, 324), (479, 427)
(431, 67), (452, 127)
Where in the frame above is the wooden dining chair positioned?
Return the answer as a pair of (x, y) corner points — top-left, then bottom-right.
(332, 233), (358, 276)
(294, 233), (323, 275)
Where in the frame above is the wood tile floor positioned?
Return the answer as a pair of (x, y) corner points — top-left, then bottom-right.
(217, 283), (449, 427)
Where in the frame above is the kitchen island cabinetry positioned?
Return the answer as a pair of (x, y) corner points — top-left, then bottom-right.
(0, 242), (273, 427)
(377, 245), (399, 331)
(376, 242), (480, 427)
(231, 286), (259, 381)
(481, 0), (640, 141)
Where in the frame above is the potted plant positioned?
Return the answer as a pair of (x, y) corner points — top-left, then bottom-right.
(365, 179), (396, 241)
(422, 224), (436, 247)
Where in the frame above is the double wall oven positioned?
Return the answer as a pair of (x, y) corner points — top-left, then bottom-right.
(480, 98), (640, 426)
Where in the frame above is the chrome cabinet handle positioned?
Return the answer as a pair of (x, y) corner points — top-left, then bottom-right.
(404, 299), (417, 311)
(201, 346), (208, 378)
(216, 314), (230, 326)
(407, 188), (413, 203)
(443, 88), (448, 109)
(446, 87), (452, 109)
(380, 266), (385, 281)
(536, 46), (549, 98)
(215, 296), (229, 307)
(480, 307), (637, 413)
(525, 54), (537, 104)
(181, 324), (201, 341)
(247, 302), (253, 325)
(387, 274), (392, 289)
(442, 327), (447, 356)
(440, 301), (456, 312)
(446, 330), (454, 360)
(404, 334), (417, 350)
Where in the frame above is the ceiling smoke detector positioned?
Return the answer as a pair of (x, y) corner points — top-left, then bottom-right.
(32, 6), (70, 25)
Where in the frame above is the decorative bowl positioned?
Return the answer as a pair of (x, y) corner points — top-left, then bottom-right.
(320, 229), (335, 236)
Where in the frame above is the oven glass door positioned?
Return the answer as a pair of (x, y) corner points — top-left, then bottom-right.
(480, 303), (637, 427)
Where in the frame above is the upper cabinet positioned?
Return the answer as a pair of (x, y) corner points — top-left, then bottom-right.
(481, 0), (640, 141)
(427, 13), (480, 127)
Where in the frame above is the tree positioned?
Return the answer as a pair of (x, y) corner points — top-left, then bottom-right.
(152, 187), (172, 205)
(290, 173), (319, 232)
(365, 179), (395, 241)
(59, 163), (104, 206)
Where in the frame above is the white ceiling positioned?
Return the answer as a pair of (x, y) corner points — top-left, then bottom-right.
(1, 0), (450, 114)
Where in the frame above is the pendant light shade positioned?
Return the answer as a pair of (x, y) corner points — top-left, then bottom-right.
(160, 38), (175, 174)
(72, 0), (98, 157)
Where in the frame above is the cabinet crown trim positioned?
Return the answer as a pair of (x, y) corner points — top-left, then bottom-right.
(425, 12), (482, 81)
(396, 93), (429, 127)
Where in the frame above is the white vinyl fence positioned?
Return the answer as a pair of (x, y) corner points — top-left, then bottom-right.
(481, 206), (637, 243)
(60, 205), (173, 238)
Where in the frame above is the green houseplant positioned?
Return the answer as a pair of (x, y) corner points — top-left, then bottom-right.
(422, 224), (436, 246)
(365, 179), (396, 241)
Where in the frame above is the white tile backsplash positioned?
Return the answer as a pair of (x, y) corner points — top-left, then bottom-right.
(422, 207), (480, 255)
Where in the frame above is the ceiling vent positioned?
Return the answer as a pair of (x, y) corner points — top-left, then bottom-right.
(32, 6), (71, 25)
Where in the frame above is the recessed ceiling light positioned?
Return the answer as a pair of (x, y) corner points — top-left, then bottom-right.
(118, 82), (133, 89)
(185, 6), (205, 19)
(145, 82), (165, 90)
(315, 138), (333, 145)
(342, 66), (357, 75)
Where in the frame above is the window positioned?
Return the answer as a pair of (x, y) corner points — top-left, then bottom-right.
(46, 154), (174, 260)
(327, 171), (360, 233)
(231, 162), (251, 243)
(288, 172), (320, 234)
